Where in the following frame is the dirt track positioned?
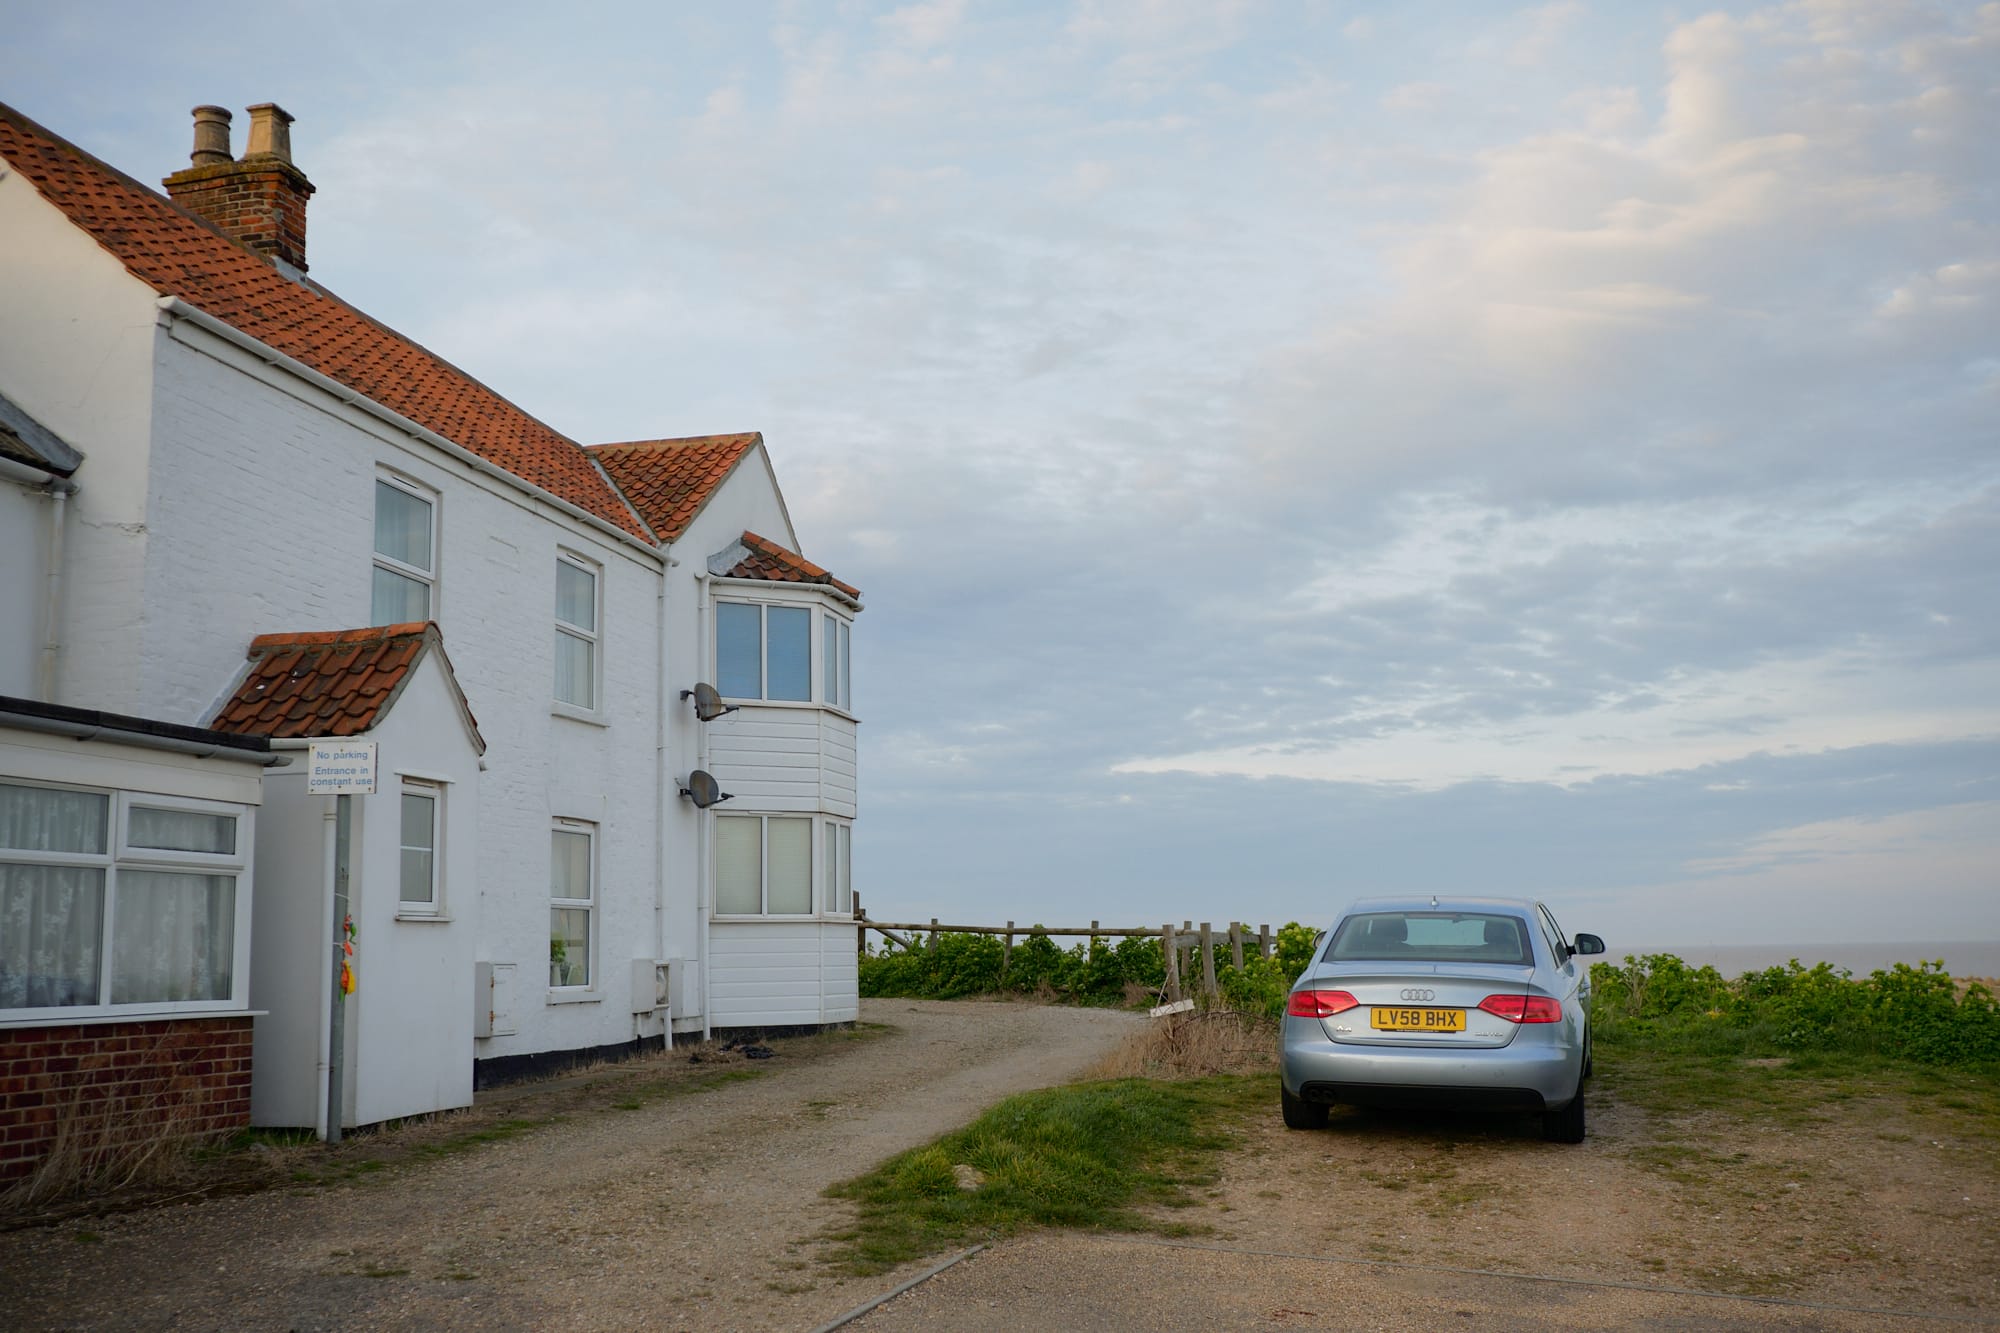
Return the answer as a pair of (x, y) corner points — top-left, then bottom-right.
(0, 1000), (1140, 1331)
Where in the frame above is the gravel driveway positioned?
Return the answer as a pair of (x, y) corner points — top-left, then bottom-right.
(0, 999), (1141, 1332)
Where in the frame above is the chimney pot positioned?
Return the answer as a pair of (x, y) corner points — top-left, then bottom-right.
(244, 103), (295, 163)
(189, 105), (233, 167)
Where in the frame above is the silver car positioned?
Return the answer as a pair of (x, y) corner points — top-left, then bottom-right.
(1279, 896), (1605, 1143)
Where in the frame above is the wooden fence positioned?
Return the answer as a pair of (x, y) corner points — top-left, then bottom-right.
(856, 915), (1275, 1003)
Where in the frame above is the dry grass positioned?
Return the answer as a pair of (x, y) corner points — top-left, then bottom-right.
(1084, 1010), (1277, 1081)
(1, 1077), (208, 1211)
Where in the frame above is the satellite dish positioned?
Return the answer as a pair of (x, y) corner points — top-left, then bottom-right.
(680, 770), (732, 808)
(682, 682), (738, 722)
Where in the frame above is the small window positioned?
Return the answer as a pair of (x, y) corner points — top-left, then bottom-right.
(398, 782), (440, 913)
(1327, 912), (1534, 966)
(554, 555), (599, 710)
(550, 824), (594, 988)
(716, 601), (811, 702)
(373, 476), (435, 625)
(823, 615), (852, 711)
(715, 814), (813, 915)
(823, 820), (852, 915)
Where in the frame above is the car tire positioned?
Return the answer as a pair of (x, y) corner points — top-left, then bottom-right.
(1282, 1084), (1329, 1130)
(1541, 1086), (1586, 1144)
(1582, 1036), (1594, 1080)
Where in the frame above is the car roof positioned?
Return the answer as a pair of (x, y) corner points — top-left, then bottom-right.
(1337, 895), (1541, 918)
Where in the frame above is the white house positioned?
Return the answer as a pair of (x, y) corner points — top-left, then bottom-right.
(0, 98), (863, 1149)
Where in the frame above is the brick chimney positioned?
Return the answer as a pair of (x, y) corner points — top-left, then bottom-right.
(163, 103), (315, 273)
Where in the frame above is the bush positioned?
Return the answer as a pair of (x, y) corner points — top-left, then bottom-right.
(1588, 953), (2000, 1069)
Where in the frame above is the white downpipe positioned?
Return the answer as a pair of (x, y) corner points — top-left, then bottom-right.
(36, 476), (76, 704)
(696, 570), (713, 1042)
(315, 798), (337, 1141)
(653, 566), (671, 1049)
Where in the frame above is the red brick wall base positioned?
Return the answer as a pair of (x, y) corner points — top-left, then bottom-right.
(0, 1016), (254, 1187)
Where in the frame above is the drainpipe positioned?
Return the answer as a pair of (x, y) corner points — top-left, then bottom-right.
(695, 570), (713, 1042)
(654, 555), (678, 1049)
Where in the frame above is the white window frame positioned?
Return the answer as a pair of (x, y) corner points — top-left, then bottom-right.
(715, 599), (815, 704)
(396, 779), (443, 918)
(822, 613), (853, 713)
(553, 551), (602, 716)
(372, 471), (437, 626)
(821, 818), (853, 917)
(713, 813), (816, 918)
(0, 781), (253, 1022)
(549, 820), (596, 994)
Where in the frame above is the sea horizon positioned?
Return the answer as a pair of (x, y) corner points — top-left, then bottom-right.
(1618, 939), (2000, 981)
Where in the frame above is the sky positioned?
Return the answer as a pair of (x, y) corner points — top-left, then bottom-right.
(6, 1), (1996, 952)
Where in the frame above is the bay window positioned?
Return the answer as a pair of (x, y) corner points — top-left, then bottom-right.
(823, 820), (852, 916)
(715, 814), (813, 915)
(823, 614), (852, 711)
(716, 602), (811, 702)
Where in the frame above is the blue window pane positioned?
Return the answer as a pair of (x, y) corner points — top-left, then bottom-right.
(767, 607), (810, 701)
(717, 602), (762, 699)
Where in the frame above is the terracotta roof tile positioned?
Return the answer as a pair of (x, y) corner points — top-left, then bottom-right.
(723, 531), (861, 601)
(589, 433), (760, 544)
(0, 102), (650, 542)
(210, 622), (484, 752)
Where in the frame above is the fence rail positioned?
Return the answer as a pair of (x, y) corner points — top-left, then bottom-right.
(856, 916), (1276, 1003)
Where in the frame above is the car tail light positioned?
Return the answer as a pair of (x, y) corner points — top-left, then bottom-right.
(1478, 994), (1562, 1023)
(1286, 989), (1359, 1017)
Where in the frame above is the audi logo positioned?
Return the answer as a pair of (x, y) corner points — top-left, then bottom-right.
(1399, 987), (1436, 1002)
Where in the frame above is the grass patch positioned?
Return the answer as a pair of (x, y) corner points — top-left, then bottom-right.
(822, 1075), (1261, 1274)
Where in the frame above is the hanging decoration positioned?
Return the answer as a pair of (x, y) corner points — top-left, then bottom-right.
(339, 913), (357, 996)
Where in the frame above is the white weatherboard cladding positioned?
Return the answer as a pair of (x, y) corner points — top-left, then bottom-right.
(0, 169), (160, 713)
(707, 710), (858, 816)
(708, 921), (860, 1028)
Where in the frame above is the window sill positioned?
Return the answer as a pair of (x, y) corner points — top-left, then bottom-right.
(1, 1007), (264, 1029)
(395, 912), (452, 924)
(545, 989), (601, 1005)
(718, 699), (860, 721)
(551, 702), (609, 728)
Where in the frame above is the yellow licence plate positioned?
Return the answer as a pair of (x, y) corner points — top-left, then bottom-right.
(1370, 1007), (1467, 1032)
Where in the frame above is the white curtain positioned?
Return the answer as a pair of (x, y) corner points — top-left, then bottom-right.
(110, 871), (234, 1003)
(767, 818), (811, 914)
(0, 865), (105, 1007)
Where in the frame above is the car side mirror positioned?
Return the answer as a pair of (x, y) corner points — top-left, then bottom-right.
(1571, 933), (1605, 956)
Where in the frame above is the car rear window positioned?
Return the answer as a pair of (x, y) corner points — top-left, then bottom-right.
(1326, 912), (1534, 965)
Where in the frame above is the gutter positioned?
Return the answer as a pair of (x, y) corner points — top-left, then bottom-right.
(704, 573), (862, 614)
(153, 296), (663, 566)
(2, 707), (288, 767)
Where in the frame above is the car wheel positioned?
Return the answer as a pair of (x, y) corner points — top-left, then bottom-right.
(1541, 1087), (1586, 1144)
(1282, 1083), (1329, 1130)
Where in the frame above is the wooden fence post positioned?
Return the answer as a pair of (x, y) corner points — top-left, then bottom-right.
(1162, 923), (1181, 1002)
(1088, 920), (1099, 964)
(929, 918), (939, 955)
(1229, 922), (1244, 971)
(1259, 924), (1272, 960)
(1002, 920), (1014, 979)
(1199, 922), (1216, 999)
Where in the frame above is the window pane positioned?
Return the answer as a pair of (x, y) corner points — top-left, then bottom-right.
(824, 616), (837, 704)
(551, 830), (591, 900)
(0, 785), (108, 854)
(767, 818), (811, 914)
(823, 822), (836, 917)
(550, 907), (591, 986)
(837, 824), (852, 914)
(555, 629), (595, 708)
(374, 481), (432, 570)
(128, 806), (236, 855)
(372, 565), (431, 625)
(716, 602), (762, 699)
(840, 621), (851, 709)
(400, 793), (436, 905)
(0, 864), (104, 1007)
(767, 607), (810, 701)
(556, 561), (596, 631)
(110, 871), (234, 1003)
(715, 817), (761, 914)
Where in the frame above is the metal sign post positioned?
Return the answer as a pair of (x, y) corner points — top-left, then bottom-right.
(309, 741), (375, 1144)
